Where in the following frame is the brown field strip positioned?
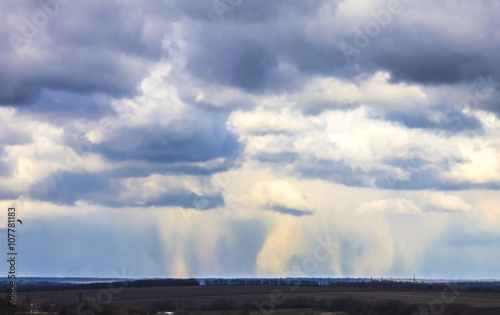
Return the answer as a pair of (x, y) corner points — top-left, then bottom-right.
(3, 285), (500, 308)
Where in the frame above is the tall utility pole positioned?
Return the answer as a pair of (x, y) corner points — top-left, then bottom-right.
(413, 275), (416, 292)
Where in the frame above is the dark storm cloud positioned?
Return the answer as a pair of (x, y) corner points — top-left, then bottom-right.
(0, 188), (17, 200)
(335, 2), (500, 87)
(369, 106), (484, 132)
(28, 171), (115, 206)
(297, 100), (352, 116)
(290, 155), (500, 191)
(0, 147), (14, 194)
(182, 2), (347, 95)
(377, 157), (463, 190)
(20, 94), (240, 209)
(180, 0), (500, 118)
(149, 192), (224, 209)
(172, 0), (329, 23)
(383, 156), (430, 171)
(28, 171), (225, 209)
(18, 90), (115, 122)
(266, 205), (314, 217)
(0, 126), (32, 145)
(186, 34), (281, 93)
(358, 18), (496, 86)
(377, 168), (500, 191)
(372, 50), (487, 86)
(295, 158), (380, 188)
(94, 116), (241, 164)
(216, 0), (328, 22)
(3, 0), (500, 208)
(302, 101), (484, 132)
(478, 89), (500, 117)
(3, 0), (499, 120)
(0, 0), (167, 106)
(0, 162), (8, 178)
(105, 160), (237, 179)
(0, 77), (40, 105)
(0, 151), (12, 180)
(254, 152), (298, 164)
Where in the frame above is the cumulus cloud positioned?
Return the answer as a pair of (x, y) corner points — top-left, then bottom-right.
(251, 179), (314, 216)
(0, 0), (168, 105)
(357, 198), (421, 215)
(229, 109), (325, 135)
(421, 191), (472, 213)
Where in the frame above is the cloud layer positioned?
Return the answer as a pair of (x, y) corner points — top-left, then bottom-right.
(0, 0), (499, 279)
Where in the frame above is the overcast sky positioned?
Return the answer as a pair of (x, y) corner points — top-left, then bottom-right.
(1, 0), (500, 279)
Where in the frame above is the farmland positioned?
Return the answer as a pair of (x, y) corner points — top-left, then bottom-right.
(2, 282), (500, 314)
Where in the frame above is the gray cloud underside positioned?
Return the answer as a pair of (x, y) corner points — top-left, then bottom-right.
(95, 122), (240, 164)
(291, 157), (500, 191)
(266, 205), (314, 217)
(2, 1), (499, 110)
(28, 171), (224, 209)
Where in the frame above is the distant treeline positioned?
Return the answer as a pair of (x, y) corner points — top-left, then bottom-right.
(127, 278), (199, 288)
(203, 278), (500, 292)
(2, 277), (500, 293)
(0, 278), (200, 292)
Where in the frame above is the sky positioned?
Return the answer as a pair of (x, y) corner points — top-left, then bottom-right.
(0, 0), (500, 279)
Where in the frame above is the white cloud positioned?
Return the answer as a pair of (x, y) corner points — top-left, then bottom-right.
(446, 114), (500, 183)
(421, 191), (472, 213)
(251, 179), (313, 214)
(357, 198), (421, 215)
(295, 71), (429, 111)
(229, 109), (324, 134)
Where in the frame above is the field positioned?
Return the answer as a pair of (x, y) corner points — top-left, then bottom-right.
(3, 284), (500, 314)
